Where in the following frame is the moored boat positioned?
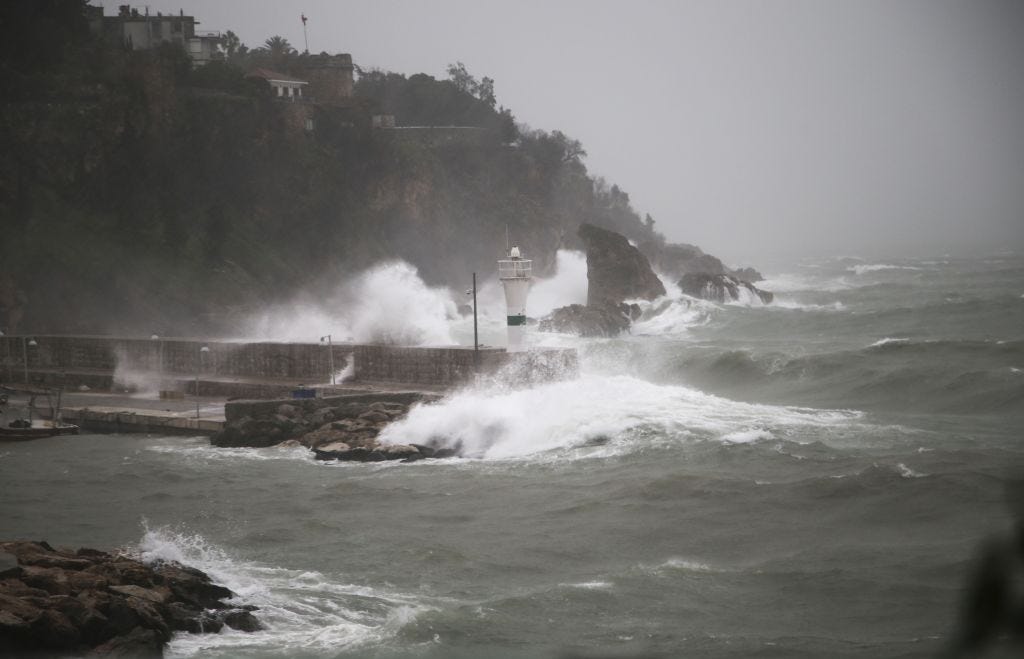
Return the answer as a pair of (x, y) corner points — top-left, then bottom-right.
(0, 385), (80, 441)
(0, 420), (80, 441)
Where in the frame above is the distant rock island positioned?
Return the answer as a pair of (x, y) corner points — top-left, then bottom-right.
(540, 224), (772, 337)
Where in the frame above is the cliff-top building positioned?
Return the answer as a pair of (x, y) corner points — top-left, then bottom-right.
(245, 68), (309, 101)
(87, 4), (222, 66)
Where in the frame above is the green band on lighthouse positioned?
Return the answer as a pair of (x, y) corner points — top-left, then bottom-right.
(507, 315), (527, 326)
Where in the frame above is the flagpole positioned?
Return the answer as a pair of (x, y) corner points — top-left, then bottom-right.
(302, 14), (309, 53)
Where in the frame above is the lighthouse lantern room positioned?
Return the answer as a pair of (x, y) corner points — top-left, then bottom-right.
(498, 246), (532, 351)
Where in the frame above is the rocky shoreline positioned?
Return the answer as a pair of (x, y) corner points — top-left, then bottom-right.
(0, 540), (260, 657)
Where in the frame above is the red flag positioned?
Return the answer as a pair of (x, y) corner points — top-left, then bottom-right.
(301, 14), (307, 25)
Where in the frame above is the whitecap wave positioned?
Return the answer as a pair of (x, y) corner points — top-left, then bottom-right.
(721, 429), (774, 444)
(758, 272), (853, 293)
(771, 299), (846, 311)
(147, 440), (314, 464)
(631, 296), (716, 335)
(133, 525), (438, 658)
(376, 375), (862, 460)
(868, 337), (912, 348)
(848, 264), (922, 275)
(897, 463), (926, 479)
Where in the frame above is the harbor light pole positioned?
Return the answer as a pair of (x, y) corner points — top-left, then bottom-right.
(23, 338), (37, 384)
(466, 274), (479, 371)
(195, 345), (209, 419)
(320, 335), (335, 385)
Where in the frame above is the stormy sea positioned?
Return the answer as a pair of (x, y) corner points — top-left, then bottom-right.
(2, 252), (1022, 658)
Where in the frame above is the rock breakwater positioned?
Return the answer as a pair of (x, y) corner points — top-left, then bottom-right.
(0, 540), (259, 657)
(214, 392), (451, 462)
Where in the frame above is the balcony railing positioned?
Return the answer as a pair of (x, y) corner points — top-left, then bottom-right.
(498, 259), (532, 279)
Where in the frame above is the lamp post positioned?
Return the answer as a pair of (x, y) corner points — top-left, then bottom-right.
(195, 345), (209, 419)
(150, 334), (162, 392)
(23, 338), (37, 384)
(0, 328), (8, 383)
(320, 335), (335, 385)
(465, 273), (479, 371)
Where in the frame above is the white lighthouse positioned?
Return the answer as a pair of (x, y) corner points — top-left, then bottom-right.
(498, 246), (532, 351)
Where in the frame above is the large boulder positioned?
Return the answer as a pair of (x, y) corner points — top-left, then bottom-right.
(579, 224), (665, 306)
(678, 273), (773, 304)
(538, 302), (639, 338)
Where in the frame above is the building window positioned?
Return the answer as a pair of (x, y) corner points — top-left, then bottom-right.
(305, 118), (314, 131)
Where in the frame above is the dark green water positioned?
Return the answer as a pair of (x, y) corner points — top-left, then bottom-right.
(1, 253), (1022, 657)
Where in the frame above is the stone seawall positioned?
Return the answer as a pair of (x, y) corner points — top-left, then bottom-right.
(0, 335), (577, 390)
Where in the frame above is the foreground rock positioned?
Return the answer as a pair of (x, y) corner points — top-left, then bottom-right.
(0, 540), (259, 657)
(213, 392), (451, 462)
(678, 273), (773, 304)
(579, 223), (665, 305)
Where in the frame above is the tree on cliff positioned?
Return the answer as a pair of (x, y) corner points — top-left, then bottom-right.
(446, 62), (496, 107)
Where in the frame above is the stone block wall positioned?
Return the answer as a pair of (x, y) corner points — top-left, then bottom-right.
(0, 336), (578, 389)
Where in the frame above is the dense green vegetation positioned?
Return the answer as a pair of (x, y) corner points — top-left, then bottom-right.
(0, 0), (663, 335)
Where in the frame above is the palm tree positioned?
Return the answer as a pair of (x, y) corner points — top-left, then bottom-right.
(260, 36), (295, 60)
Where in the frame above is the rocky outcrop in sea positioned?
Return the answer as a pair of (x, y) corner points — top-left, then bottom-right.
(540, 224), (661, 337)
(579, 223), (666, 305)
(0, 540), (259, 657)
(541, 223), (774, 336)
(213, 392), (452, 462)
(639, 240), (763, 282)
(538, 302), (641, 338)
(678, 273), (773, 304)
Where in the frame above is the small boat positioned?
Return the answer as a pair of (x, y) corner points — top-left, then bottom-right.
(0, 419), (80, 441)
(0, 385), (80, 441)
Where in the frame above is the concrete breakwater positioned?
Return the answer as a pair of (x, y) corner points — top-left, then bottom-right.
(0, 335), (578, 437)
(0, 335), (578, 390)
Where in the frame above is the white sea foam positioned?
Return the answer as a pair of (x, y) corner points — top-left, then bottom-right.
(560, 581), (614, 590)
(134, 525), (437, 658)
(376, 375), (862, 460)
(631, 297), (715, 335)
(848, 264), (922, 275)
(897, 463), (926, 479)
(721, 429), (775, 444)
(771, 299), (846, 311)
(147, 439), (314, 464)
(733, 286), (770, 307)
(868, 337), (912, 347)
(759, 272), (853, 293)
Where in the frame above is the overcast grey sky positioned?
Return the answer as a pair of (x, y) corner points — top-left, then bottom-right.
(94, 0), (1024, 263)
